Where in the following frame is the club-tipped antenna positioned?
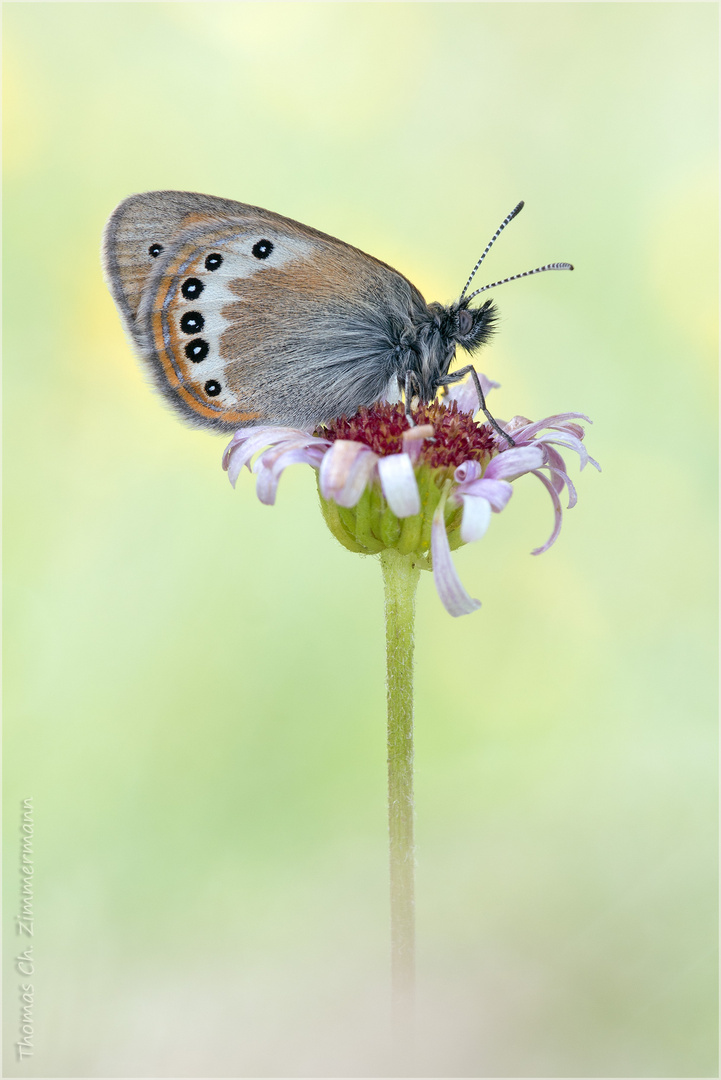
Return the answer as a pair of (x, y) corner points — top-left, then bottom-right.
(466, 261), (574, 301)
(459, 200), (525, 300)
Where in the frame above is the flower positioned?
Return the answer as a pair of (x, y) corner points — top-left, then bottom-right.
(222, 376), (599, 616)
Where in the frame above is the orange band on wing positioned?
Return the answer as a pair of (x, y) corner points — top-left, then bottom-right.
(150, 234), (263, 426)
(151, 305), (261, 422)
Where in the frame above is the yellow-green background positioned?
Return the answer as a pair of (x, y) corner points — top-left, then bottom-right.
(3, 4), (717, 1076)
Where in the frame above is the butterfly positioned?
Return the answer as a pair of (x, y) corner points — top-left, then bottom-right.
(102, 191), (572, 443)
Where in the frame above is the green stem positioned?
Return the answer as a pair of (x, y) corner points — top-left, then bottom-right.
(380, 547), (420, 1038)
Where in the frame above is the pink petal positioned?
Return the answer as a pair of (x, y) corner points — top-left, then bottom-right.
(541, 444), (568, 494)
(222, 428), (266, 467)
(446, 381), (479, 415)
(511, 408), (591, 438)
(223, 426), (292, 467)
(253, 446), (328, 506)
(545, 464), (578, 508)
(402, 425), (435, 464)
(503, 415), (533, 436)
(254, 463), (280, 506)
(222, 442), (236, 471)
(431, 503), (481, 616)
(485, 445), (545, 480)
(378, 453), (421, 517)
(530, 469), (563, 554)
(454, 460), (482, 483)
(224, 444), (250, 489)
(445, 373), (500, 415)
(319, 440), (378, 508)
(460, 495), (492, 542)
(534, 430), (593, 470)
(222, 428), (329, 488)
(555, 422), (587, 441)
(223, 432), (280, 483)
(455, 477), (513, 512)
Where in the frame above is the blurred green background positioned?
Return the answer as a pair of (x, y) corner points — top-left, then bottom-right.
(3, 4), (717, 1077)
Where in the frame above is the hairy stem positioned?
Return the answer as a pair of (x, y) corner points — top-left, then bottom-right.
(380, 547), (420, 1038)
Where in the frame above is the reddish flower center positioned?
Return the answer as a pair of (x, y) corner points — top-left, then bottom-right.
(315, 400), (499, 470)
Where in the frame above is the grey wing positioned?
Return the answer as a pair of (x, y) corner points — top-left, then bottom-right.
(103, 191), (427, 431)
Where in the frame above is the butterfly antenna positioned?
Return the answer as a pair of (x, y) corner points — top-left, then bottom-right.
(459, 201), (525, 300)
(465, 261), (574, 301)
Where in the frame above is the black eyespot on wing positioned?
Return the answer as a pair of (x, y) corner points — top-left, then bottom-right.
(182, 278), (204, 300)
(205, 253), (223, 271)
(185, 339), (209, 363)
(149, 243), (163, 258)
(252, 239), (274, 260)
(204, 380), (221, 397)
(180, 311), (205, 334)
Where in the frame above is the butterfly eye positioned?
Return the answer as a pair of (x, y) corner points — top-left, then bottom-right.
(148, 243), (163, 258)
(252, 239), (274, 260)
(458, 309), (473, 336)
(180, 311), (204, 334)
(204, 380), (221, 397)
(184, 339), (209, 363)
(205, 253), (223, 271)
(181, 278), (204, 300)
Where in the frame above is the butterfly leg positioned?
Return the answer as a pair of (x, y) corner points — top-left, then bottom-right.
(444, 365), (515, 447)
(404, 371), (421, 427)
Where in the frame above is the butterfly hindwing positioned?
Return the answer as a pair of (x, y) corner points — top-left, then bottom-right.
(139, 214), (331, 428)
(103, 191), (423, 432)
(102, 191), (253, 331)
